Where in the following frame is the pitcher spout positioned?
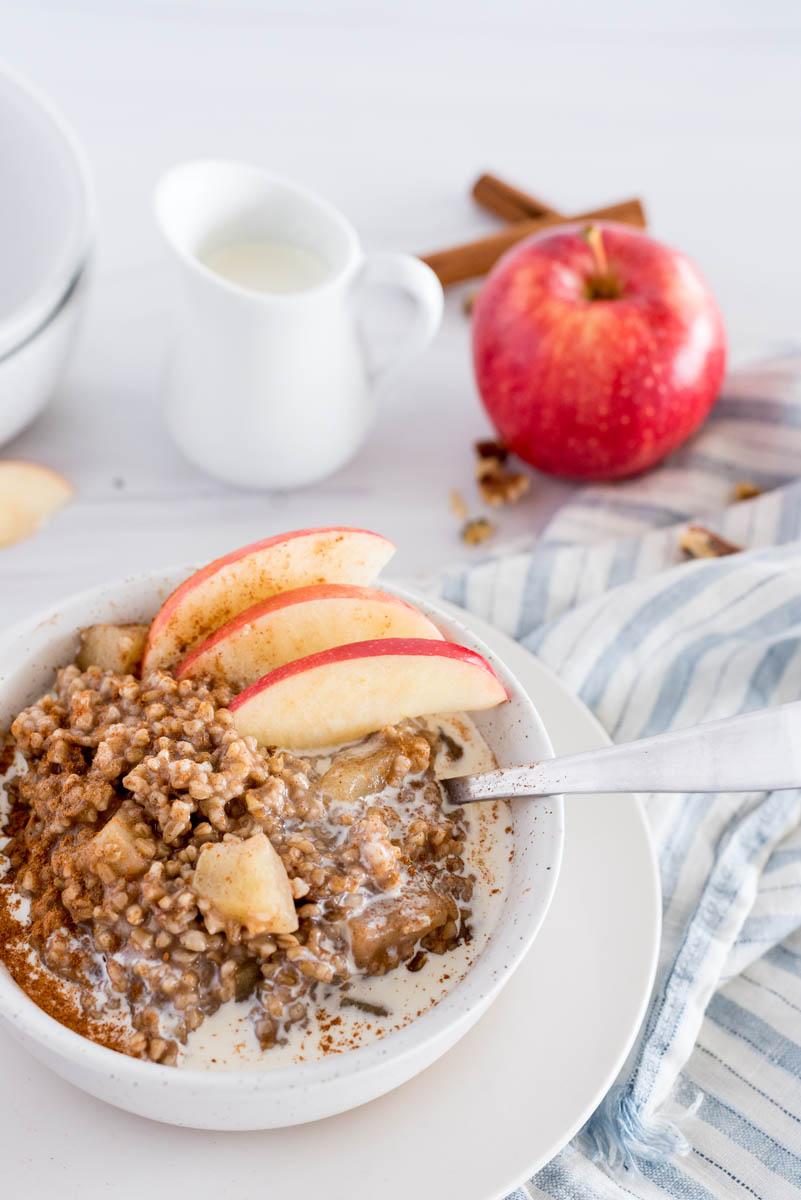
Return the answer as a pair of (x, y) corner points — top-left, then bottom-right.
(154, 159), (360, 299)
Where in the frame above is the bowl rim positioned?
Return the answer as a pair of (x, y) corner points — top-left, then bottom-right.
(0, 64), (95, 359)
(0, 568), (563, 1093)
(0, 257), (89, 369)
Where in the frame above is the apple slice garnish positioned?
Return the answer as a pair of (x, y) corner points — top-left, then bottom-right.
(175, 584), (443, 689)
(0, 461), (73, 548)
(142, 527), (395, 672)
(228, 638), (507, 749)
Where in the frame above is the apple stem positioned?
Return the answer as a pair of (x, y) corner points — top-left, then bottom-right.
(583, 224), (608, 277)
(582, 224), (621, 300)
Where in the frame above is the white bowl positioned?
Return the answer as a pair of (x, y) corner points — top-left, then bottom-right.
(0, 569), (564, 1130)
(0, 69), (93, 360)
(0, 265), (89, 447)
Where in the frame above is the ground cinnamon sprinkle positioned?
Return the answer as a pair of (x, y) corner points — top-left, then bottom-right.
(0, 736), (14, 776)
(0, 884), (133, 1055)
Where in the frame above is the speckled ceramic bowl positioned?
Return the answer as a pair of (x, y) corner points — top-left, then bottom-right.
(0, 569), (564, 1129)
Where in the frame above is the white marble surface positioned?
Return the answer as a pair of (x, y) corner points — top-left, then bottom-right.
(1, 1), (800, 625)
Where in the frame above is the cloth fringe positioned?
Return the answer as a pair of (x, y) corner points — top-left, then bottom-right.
(580, 1084), (703, 1174)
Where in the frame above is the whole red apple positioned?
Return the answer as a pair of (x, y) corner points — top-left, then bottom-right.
(472, 222), (727, 480)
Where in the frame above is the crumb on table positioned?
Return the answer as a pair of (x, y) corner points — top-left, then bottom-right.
(462, 288), (481, 316)
(449, 489), (468, 521)
(733, 480), (763, 502)
(461, 517), (496, 546)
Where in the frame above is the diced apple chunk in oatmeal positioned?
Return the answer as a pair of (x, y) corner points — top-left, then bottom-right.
(193, 832), (299, 935)
(1, 625), (482, 1064)
(318, 731), (431, 803)
(77, 801), (152, 881)
(76, 623), (149, 674)
(348, 888), (454, 972)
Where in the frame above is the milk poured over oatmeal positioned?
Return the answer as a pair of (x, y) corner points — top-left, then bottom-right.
(0, 653), (513, 1069)
(1, 704), (512, 1069)
(179, 714), (512, 1070)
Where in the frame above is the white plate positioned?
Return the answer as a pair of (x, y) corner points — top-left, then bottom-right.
(0, 606), (660, 1200)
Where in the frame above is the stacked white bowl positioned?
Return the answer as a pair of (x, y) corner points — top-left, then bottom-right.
(0, 69), (93, 446)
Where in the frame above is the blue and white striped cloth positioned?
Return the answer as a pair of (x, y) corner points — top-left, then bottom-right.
(431, 353), (801, 1199)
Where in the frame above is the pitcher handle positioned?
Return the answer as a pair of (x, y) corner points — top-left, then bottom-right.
(358, 252), (443, 395)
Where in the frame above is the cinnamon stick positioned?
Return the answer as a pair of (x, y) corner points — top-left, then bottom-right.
(421, 197), (647, 286)
(472, 173), (560, 222)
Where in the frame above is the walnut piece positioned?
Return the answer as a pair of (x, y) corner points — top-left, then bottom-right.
(679, 525), (742, 559)
(461, 517), (496, 546)
(474, 440), (508, 469)
(474, 440), (530, 507)
(733, 481), (763, 502)
(479, 472), (530, 507)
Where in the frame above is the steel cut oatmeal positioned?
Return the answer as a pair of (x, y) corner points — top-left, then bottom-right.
(0, 652), (503, 1066)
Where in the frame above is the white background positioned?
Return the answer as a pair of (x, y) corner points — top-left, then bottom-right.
(1, 0), (801, 623)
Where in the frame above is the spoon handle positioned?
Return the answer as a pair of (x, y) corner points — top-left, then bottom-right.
(446, 701), (801, 803)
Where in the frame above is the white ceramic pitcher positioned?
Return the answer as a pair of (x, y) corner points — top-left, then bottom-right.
(154, 160), (443, 490)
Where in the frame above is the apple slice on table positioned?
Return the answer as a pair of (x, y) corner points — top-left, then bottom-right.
(0, 461), (73, 548)
(142, 527), (395, 672)
(229, 638), (507, 750)
(175, 584), (443, 688)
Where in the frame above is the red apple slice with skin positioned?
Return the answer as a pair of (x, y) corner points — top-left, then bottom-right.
(229, 638), (507, 750)
(142, 527), (395, 672)
(175, 584), (444, 689)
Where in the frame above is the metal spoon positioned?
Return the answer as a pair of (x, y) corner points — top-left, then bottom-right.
(443, 701), (801, 804)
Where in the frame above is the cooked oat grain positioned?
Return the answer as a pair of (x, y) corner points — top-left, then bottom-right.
(1, 661), (473, 1063)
